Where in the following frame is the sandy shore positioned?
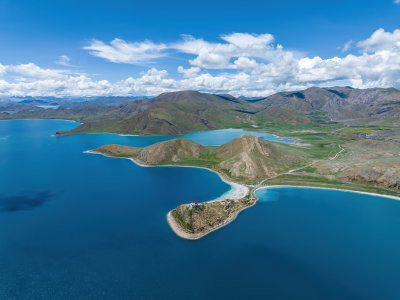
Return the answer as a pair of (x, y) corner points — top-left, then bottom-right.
(118, 134), (139, 136)
(166, 211), (199, 240)
(208, 178), (248, 202)
(255, 185), (400, 201)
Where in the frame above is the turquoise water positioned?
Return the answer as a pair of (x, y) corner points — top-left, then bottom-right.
(1, 110), (17, 114)
(36, 105), (60, 109)
(104, 127), (294, 146)
(1, 120), (400, 299)
(181, 128), (294, 145)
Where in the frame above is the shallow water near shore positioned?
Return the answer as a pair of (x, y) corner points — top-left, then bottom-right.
(1, 119), (400, 300)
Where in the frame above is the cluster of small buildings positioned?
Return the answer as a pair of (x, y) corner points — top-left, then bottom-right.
(190, 201), (204, 209)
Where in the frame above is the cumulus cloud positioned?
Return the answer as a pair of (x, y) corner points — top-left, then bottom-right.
(1, 28), (400, 97)
(357, 28), (400, 52)
(221, 33), (274, 49)
(177, 66), (201, 78)
(84, 38), (167, 64)
(6, 63), (69, 79)
(172, 33), (276, 69)
(233, 57), (260, 71)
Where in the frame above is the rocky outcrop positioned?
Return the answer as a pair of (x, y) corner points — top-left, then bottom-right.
(340, 165), (400, 190)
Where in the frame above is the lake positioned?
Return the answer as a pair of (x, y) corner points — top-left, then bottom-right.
(0, 119), (399, 300)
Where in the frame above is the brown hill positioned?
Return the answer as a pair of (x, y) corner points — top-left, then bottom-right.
(215, 135), (308, 180)
(135, 138), (209, 164)
(95, 135), (310, 183)
(256, 86), (400, 125)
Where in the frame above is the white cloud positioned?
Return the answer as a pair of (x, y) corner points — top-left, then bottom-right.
(56, 55), (74, 67)
(221, 33), (274, 49)
(177, 66), (201, 78)
(394, 0), (400, 4)
(84, 38), (167, 64)
(341, 40), (354, 52)
(172, 33), (276, 69)
(233, 57), (259, 71)
(1, 28), (400, 97)
(172, 35), (234, 69)
(357, 28), (400, 52)
(0, 64), (6, 76)
(6, 63), (69, 79)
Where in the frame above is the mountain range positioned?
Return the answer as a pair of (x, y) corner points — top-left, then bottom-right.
(2, 86), (400, 135)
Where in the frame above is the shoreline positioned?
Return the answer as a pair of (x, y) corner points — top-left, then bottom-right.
(109, 128), (296, 145)
(183, 127), (296, 144)
(0, 118), (81, 124)
(2, 118), (294, 144)
(85, 149), (251, 240)
(167, 211), (199, 240)
(85, 150), (249, 202)
(85, 150), (400, 240)
(255, 185), (400, 201)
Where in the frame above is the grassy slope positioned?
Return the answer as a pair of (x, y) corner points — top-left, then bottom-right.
(263, 138), (400, 197)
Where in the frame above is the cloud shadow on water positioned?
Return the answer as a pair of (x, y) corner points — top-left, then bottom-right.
(0, 191), (55, 212)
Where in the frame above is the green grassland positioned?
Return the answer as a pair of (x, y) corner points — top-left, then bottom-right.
(84, 105), (400, 198)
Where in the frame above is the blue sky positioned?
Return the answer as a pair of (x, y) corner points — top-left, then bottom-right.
(0, 0), (400, 97)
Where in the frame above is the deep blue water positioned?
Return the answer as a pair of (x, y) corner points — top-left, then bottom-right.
(1, 119), (400, 300)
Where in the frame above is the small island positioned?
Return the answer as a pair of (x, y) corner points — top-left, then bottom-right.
(88, 134), (400, 239)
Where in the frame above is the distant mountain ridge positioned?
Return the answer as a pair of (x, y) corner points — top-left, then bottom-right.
(2, 86), (400, 135)
(255, 86), (400, 125)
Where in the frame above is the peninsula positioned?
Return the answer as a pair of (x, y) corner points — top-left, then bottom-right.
(5, 87), (400, 238)
(90, 134), (400, 239)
